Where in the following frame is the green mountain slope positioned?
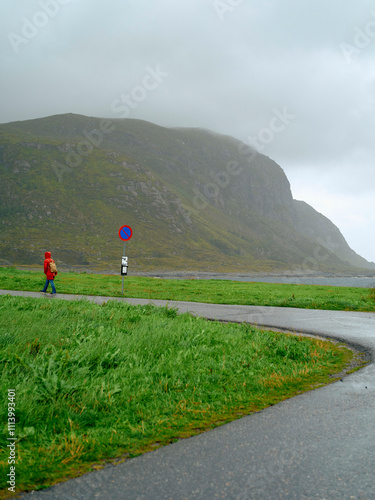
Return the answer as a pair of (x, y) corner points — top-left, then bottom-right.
(0, 113), (372, 272)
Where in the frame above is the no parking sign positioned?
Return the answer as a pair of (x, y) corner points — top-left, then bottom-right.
(119, 225), (133, 241)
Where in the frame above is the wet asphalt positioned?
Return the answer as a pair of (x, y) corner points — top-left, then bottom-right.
(2, 290), (375, 500)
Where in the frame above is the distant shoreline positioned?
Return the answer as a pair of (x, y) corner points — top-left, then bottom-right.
(2, 264), (375, 287)
(134, 271), (375, 288)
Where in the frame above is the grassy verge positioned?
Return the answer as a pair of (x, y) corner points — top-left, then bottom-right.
(1, 266), (375, 312)
(0, 295), (357, 497)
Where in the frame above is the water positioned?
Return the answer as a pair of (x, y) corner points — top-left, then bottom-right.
(146, 272), (375, 288)
(225, 275), (375, 288)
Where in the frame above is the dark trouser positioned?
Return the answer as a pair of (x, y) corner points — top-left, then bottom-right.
(41, 279), (56, 293)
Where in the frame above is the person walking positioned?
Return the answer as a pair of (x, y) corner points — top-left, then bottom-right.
(40, 251), (58, 294)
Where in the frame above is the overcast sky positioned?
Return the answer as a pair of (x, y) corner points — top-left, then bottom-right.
(1, 0), (375, 263)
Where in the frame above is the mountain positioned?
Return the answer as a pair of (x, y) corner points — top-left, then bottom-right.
(293, 200), (372, 270)
(0, 113), (373, 273)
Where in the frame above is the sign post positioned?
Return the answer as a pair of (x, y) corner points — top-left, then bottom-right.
(118, 225), (133, 294)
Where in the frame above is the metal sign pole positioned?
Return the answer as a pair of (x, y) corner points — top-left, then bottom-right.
(122, 241), (126, 295)
(118, 225), (132, 296)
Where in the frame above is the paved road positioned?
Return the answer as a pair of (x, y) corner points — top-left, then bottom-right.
(2, 291), (375, 500)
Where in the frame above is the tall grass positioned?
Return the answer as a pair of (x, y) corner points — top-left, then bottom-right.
(1, 266), (375, 312)
(0, 295), (354, 495)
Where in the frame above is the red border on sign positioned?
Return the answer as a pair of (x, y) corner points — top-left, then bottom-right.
(119, 225), (133, 241)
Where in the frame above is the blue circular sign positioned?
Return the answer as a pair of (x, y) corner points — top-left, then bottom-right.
(119, 225), (133, 241)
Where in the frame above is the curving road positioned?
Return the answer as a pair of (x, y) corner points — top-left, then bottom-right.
(2, 291), (374, 500)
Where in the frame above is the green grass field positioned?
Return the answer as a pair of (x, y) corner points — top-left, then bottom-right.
(0, 266), (372, 497)
(1, 266), (375, 312)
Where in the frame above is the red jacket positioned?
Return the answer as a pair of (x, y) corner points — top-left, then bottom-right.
(44, 251), (57, 280)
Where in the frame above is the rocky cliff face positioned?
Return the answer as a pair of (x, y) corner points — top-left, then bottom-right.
(293, 200), (374, 269)
(0, 114), (373, 272)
